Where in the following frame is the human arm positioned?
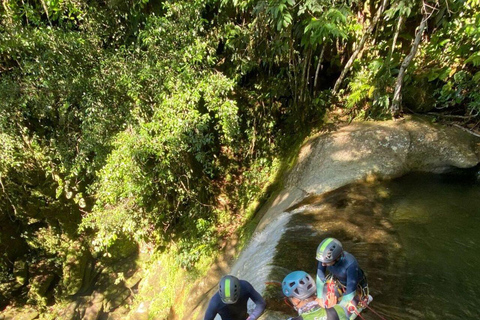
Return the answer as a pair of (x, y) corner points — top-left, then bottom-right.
(246, 283), (266, 320)
(316, 261), (327, 298)
(203, 296), (219, 320)
(340, 265), (360, 305)
(338, 266), (359, 307)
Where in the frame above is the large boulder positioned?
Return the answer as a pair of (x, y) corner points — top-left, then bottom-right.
(82, 291), (105, 320)
(258, 118), (480, 231)
(289, 118), (479, 195)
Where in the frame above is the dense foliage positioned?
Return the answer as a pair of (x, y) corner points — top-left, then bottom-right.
(0, 0), (478, 313)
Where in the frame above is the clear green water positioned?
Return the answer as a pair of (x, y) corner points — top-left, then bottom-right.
(371, 172), (480, 320)
(268, 171), (480, 320)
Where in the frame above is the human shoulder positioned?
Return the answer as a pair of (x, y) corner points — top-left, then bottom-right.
(239, 279), (256, 291)
(205, 292), (223, 319)
(208, 291), (222, 305)
(240, 279), (253, 286)
(343, 251), (359, 266)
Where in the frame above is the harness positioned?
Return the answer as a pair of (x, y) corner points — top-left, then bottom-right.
(325, 274), (370, 309)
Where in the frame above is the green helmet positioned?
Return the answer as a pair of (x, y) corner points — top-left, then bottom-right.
(316, 238), (343, 263)
(219, 275), (241, 304)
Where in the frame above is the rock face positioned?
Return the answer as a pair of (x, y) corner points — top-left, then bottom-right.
(257, 118), (480, 232)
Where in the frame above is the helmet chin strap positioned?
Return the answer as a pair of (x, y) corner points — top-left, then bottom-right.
(290, 297), (300, 311)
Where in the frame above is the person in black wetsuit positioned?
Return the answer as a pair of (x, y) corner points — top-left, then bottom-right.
(316, 238), (369, 312)
(204, 275), (266, 320)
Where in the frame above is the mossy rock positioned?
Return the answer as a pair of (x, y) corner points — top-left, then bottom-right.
(124, 270), (143, 290)
(13, 260), (28, 286)
(104, 286), (131, 312)
(0, 308), (39, 320)
(57, 300), (79, 320)
(62, 241), (94, 296)
(27, 273), (55, 306)
(82, 292), (105, 320)
(104, 305), (131, 320)
(0, 281), (24, 309)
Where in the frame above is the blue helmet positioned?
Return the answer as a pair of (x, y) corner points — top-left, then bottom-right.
(219, 275), (241, 304)
(282, 271), (316, 300)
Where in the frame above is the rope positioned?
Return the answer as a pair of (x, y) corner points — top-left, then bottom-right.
(283, 297), (295, 309)
(365, 304), (389, 320)
(353, 309), (367, 320)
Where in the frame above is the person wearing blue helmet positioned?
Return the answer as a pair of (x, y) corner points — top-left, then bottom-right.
(204, 275), (266, 320)
(316, 238), (369, 312)
(282, 270), (349, 320)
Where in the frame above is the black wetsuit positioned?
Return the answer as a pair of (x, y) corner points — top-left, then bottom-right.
(204, 280), (266, 320)
(317, 251), (367, 298)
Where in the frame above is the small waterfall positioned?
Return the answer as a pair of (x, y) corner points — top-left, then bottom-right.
(227, 211), (292, 315)
(226, 206), (313, 316)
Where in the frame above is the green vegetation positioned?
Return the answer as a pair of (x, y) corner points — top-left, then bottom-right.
(0, 0), (479, 317)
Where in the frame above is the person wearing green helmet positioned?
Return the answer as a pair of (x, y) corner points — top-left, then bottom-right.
(282, 270), (350, 320)
(316, 238), (369, 313)
(204, 275), (266, 320)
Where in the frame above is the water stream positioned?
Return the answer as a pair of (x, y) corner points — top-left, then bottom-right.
(228, 170), (480, 320)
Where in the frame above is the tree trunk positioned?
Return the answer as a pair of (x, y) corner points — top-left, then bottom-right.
(314, 46), (325, 90)
(391, 15), (428, 118)
(332, 0), (389, 94)
(288, 37), (299, 105)
(2, 0), (13, 25)
(303, 50), (312, 102)
(39, 0), (52, 25)
(388, 14), (405, 62)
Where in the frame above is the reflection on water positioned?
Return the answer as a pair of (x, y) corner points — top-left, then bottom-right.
(267, 171), (480, 320)
(375, 172), (480, 320)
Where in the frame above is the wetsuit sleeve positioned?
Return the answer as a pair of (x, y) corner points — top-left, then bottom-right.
(245, 282), (266, 320)
(345, 265), (360, 296)
(317, 261), (327, 281)
(204, 295), (219, 320)
(316, 261), (327, 297)
(339, 265), (359, 306)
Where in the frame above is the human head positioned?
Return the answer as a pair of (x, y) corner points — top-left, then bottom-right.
(282, 271), (316, 300)
(316, 237), (343, 266)
(219, 275), (241, 304)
